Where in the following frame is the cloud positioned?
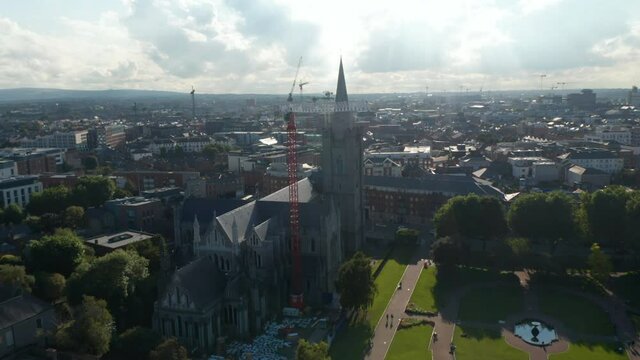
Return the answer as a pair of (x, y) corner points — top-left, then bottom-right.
(1, 0), (640, 92)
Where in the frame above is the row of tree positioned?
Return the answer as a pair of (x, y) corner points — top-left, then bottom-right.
(0, 227), (171, 358)
(434, 186), (640, 252)
(27, 176), (120, 215)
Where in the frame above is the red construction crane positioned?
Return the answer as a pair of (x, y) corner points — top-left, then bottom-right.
(286, 57), (303, 309)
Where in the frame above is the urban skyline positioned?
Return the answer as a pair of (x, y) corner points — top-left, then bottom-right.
(2, 0), (640, 93)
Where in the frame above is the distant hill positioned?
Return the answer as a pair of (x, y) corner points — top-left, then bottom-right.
(0, 88), (286, 103)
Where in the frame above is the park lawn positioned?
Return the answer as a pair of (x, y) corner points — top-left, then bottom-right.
(409, 266), (437, 312)
(433, 266), (519, 308)
(368, 246), (413, 327)
(386, 324), (433, 360)
(611, 272), (640, 309)
(329, 319), (372, 360)
(453, 326), (527, 360)
(537, 288), (614, 336)
(458, 286), (524, 323)
(331, 245), (415, 360)
(551, 342), (627, 360)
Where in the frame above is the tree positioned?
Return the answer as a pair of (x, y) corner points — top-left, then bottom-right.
(55, 296), (113, 356)
(82, 156), (98, 171)
(72, 176), (116, 208)
(149, 338), (188, 360)
(109, 326), (162, 360)
(63, 206), (85, 229)
(113, 187), (133, 199)
(507, 192), (576, 250)
(0, 254), (22, 265)
(0, 264), (34, 292)
(395, 228), (419, 245)
(129, 236), (167, 274)
(582, 186), (629, 249)
(430, 236), (469, 268)
(625, 192), (640, 250)
(66, 249), (149, 314)
(34, 272), (66, 302)
(3, 204), (25, 226)
(27, 185), (71, 216)
(335, 252), (376, 312)
(26, 228), (85, 277)
(37, 213), (63, 233)
(434, 194), (507, 250)
(296, 339), (330, 360)
(202, 143), (228, 159)
(588, 243), (612, 283)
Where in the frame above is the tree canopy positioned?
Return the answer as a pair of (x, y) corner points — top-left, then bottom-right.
(335, 251), (376, 311)
(588, 243), (612, 283)
(109, 326), (162, 360)
(582, 186), (629, 249)
(55, 296), (113, 356)
(27, 185), (71, 216)
(72, 176), (116, 208)
(296, 339), (330, 360)
(434, 194), (507, 241)
(26, 228), (85, 277)
(0, 264), (34, 292)
(507, 192), (576, 245)
(149, 338), (188, 360)
(34, 272), (66, 302)
(3, 204), (25, 225)
(63, 206), (85, 229)
(82, 156), (98, 171)
(66, 249), (149, 312)
(430, 236), (469, 268)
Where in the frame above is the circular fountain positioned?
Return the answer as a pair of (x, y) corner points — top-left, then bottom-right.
(514, 320), (558, 346)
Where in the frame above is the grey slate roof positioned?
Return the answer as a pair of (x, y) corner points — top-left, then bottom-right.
(261, 178), (315, 203)
(181, 198), (247, 223)
(335, 58), (348, 103)
(0, 292), (52, 329)
(363, 175), (504, 198)
(170, 257), (227, 309)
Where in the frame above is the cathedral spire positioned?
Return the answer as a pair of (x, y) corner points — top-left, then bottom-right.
(335, 58), (348, 103)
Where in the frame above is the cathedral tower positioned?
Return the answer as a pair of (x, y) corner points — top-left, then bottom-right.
(322, 59), (364, 255)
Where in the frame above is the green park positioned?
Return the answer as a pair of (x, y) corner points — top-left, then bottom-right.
(328, 188), (640, 360)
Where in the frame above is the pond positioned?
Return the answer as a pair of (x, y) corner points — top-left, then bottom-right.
(514, 320), (558, 346)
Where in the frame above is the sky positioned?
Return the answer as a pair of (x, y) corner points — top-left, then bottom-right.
(1, 0), (640, 94)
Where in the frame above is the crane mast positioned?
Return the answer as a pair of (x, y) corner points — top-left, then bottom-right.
(287, 58), (303, 309)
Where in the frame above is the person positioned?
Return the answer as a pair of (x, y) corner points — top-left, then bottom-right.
(433, 331), (438, 342)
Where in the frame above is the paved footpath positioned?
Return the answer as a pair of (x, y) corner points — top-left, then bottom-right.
(365, 259), (424, 360)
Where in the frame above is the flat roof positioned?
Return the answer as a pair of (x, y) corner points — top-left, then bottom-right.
(86, 231), (153, 249)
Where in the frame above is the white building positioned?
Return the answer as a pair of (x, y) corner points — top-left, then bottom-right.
(20, 130), (88, 150)
(365, 146), (431, 169)
(148, 139), (176, 155)
(363, 157), (402, 177)
(0, 176), (42, 208)
(585, 125), (631, 145)
(558, 150), (624, 174)
(0, 160), (17, 180)
(175, 136), (215, 153)
(508, 157), (551, 178)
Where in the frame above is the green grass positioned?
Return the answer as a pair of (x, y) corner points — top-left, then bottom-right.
(611, 272), (640, 309)
(331, 245), (415, 360)
(408, 266), (437, 312)
(368, 246), (413, 327)
(433, 266), (519, 309)
(453, 326), (527, 360)
(537, 288), (614, 336)
(386, 324), (433, 360)
(551, 342), (627, 360)
(630, 312), (640, 336)
(458, 286), (524, 323)
(329, 318), (372, 360)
